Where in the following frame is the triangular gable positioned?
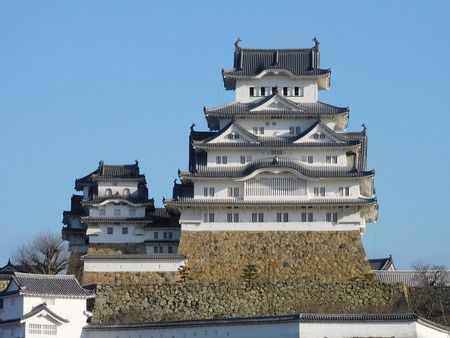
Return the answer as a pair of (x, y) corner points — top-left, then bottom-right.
(250, 95), (305, 112)
(293, 120), (350, 144)
(206, 121), (260, 144)
(21, 304), (69, 325)
(5, 278), (20, 293)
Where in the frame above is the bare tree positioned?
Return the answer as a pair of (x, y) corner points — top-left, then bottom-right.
(410, 262), (450, 325)
(13, 232), (69, 275)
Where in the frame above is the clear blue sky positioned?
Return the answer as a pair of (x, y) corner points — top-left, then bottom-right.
(0, 1), (449, 269)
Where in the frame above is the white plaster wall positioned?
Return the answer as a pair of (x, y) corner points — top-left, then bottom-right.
(82, 321), (298, 338)
(97, 181), (138, 198)
(83, 258), (186, 273)
(145, 244), (179, 255)
(206, 150), (348, 167)
(89, 205), (146, 218)
(416, 321), (450, 338)
(88, 224), (145, 244)
(193, 177), (362, 200)
(218, 117), (338, 132)
(179, 207), (363, 232)
(235, 75), (318, 103)
(145, 229), (180, 240)
(300, 321), (417, 338)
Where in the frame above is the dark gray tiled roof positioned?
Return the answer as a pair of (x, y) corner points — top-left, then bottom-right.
(166, 197), (377, 207)
(369, 256), (394, 271)
(204, 95), (348, 122)
(0, 272), (95, 298)
(84, 313), (419, 331)
(373, 270), (450, 287)
(82, 254), (186, 260)
(81, 195), (153, 205)
(181, 158), (374, 179)
(222, 46), (330, 90)
(75, 161), (145, 190)
(193, 119), (360, 150)
(151, 208), (181, 228)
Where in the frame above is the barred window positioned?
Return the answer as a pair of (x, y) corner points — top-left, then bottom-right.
(227, 213), (233, 222)
(28, 324), (42, 334)
(233, 213), (239, 223)
(258, 213), (264, 222)
(42, 324), (57, 335)
(301, 213), (307, 222)
(308, 213), (314, 222)
(252, 213), (257, 222)
(249, 87), (254, 97)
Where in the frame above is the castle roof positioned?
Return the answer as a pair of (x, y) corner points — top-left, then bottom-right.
(0, 303), (69, 326)
(373, 270), (450, 287)
(204, 95), (348, 129)
(0, 272), (95, 299)
(75, 161), (145, 190)
(369, 256), (395, 271)
(180, 157), (374, 180)
(166, 197), (377, 208)
(192, 120), (360, 150)
(222, 45), (330, 90)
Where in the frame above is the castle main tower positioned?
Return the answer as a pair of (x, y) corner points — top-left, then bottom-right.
(165, 39), (378, 282)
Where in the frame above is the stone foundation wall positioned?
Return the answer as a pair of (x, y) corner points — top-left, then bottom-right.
(92, 280), (406, 324)
(83, 271), (177, 286)
(177, 231), (372, 283)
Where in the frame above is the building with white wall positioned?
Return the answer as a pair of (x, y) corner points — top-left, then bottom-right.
(165, 39), (377, 234)
(0, 272), (94, 338)
(62, 161), (184, 272)
(82, 313), (449, 338)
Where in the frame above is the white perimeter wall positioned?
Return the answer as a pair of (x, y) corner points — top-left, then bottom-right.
(83, 258), (186, 272)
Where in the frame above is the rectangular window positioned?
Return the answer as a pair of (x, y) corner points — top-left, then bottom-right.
(258, 127), (264, 135)
(216, 156), (221, 164)
(249, 87), (254, 97)
(283, 213), (289, 222)
(252, 213), (257, 222)
(326, 156), (331, 164)
(114, 209), (121, 216)
(227, 133), (234, 140)
(271, 150), (282, 155)
(338, 187), (343, 196)
(203, 213), (208, 222)
(233, 213), (239, 222)
(260, 87), (266, 96)
(99, 209), (106, 216)
(168, 246), (173, 254)
(272, 86), (277, 94)
(345, 187), (350, 196)
(326, 213), (332, 222)
(42, 324), (57, 335)
(333, 213), (338, 223)
(295, 126), (301, 134)
(265, 121), (270, 126)
(209, 187), (215, 196)
(294, 87), (300, 96)
(320, 134), (326, 139)
(253, 127), (258, 134)
(204, 187), (208, 197)
(339, 187), (350, 196)
(227, 187), (233, 197)
(283, 87), (288, 96)
(159, 246), (164, 253)
(240, 156), (246, 164)
(208, 213), (215, 222)
(163, 232), (168, 239)
(227, 213), (233, 222)
(153, 246), (158, 253)
(301, 213), (307, 222)
(258, 213), (264, 222)
(234, 134), (240, 139)
(314, 187), (319, 196)
(107, 227), (113, 235)
(289, 127), (295, 135)
(122, 227), (128, 235)
(308, 213), (314, 222)
(222, 156), (227, 164)
(129, 209), (136, 216)
(28, 324), (42, 335)
(169, 232), (173, 239)
(276, 213), (282, 222)
(308, 156), (313, 164)
(233, 187), (239, 197)
(154, 231), (159, 239)
(332, 156), (338, 164)
(320, 187), (325, 196)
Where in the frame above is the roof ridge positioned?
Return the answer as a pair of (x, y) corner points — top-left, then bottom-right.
(14, 272), (75, 279)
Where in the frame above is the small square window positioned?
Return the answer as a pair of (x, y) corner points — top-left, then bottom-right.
(233, 187), (239, 197)
(122, 227), (128, 235)
(209, 213), (215, 222)
(251, 213), (257, 222)
(283, 87), (288, 96)
(216, 156), (221, 164)
(227, 213), (233, 222)
(301, 213), (307, 222)
(233, 213), (239, 222)
(209, 187), (215, 196)
(272, 86), (277, 94)
(163, 232), (168, 239)
(258, 213), (264, 222)
(294, 87), (300, 96)
(204, 187), (208, 197)
(159, 246), (164, 253)
(260, 87), (266, 96)
(253, 127), (258, 134)
(168, 246), (173, 253)
(283, 213), (288, 222)
(227, 187), (233, 197)
(308, 213), (314, 222)
(308, 156), (313, 164)
(249, 87), (255, 97)
(289, 127), (295, 135)
(240, 156), (245, 164)
(169, 232), (173, 239)
(154, 231), (159, 239)
(276, 213), (282, 222)
(222, 156), (227, 164)
(154, 246), (158, 253)
(258, 127), (264, 135)
(234, 134), (240, 139)
(295, 126), (301, 134)
(107, 227), (113, 235)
